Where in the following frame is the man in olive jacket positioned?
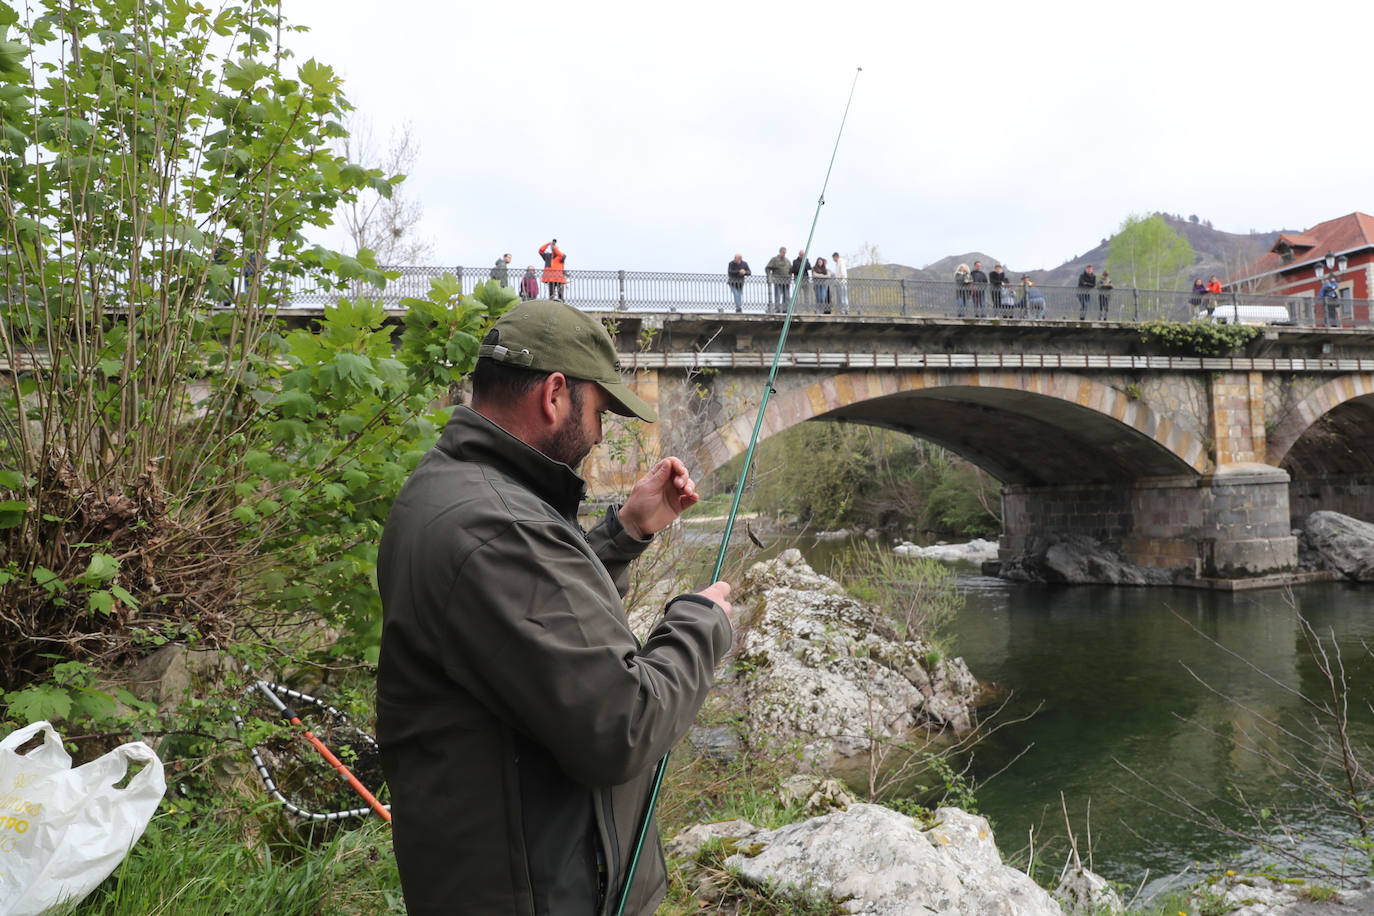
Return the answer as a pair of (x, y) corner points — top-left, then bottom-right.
(377, 299), (734, 916)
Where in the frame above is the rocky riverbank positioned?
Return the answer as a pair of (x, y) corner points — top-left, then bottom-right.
(658, 550), (1374, 914)
(989, 510), (1374, 588)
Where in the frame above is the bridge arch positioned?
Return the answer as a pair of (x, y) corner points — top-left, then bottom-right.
(693, 369), (1210, 486)
(1267, 373), (1374, 476)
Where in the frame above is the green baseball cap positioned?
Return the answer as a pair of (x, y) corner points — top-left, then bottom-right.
(477, 300), (657, 422)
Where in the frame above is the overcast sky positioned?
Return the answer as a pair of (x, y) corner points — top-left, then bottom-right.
(283, 0), (1372, 276)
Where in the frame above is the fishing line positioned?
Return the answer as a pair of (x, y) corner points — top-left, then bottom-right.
(615, 66), (863, 916)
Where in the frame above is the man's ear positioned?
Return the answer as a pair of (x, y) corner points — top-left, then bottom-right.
(537, 372), (570, 425)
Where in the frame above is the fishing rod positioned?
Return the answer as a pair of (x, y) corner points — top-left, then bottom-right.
(614, 66), (863, 916)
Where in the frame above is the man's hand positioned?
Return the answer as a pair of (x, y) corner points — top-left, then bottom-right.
(619, 457), (698, 539)
(697, 581), (732, 618)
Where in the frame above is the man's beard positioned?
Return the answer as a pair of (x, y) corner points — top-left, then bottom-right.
(537, 382), (595, 469)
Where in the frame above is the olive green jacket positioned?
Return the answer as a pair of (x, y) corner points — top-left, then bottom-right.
(377, 406), (731, 916)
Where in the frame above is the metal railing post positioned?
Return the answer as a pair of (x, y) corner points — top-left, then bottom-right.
(900, 279), (908, 316)
(455, 265), (463, 295)
(1132, 287), (1139, 322)
(618, 270), (626, 311)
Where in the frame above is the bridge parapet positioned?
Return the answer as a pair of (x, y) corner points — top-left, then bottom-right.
(281, 265), (1374, 329)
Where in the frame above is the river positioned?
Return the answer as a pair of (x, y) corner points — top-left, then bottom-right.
(790, 535), (1374, 899)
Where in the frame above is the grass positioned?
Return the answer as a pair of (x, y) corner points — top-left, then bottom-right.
(61, 808), (402, 915)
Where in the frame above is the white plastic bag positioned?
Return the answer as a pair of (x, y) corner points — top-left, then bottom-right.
(0, 721), (166, 916)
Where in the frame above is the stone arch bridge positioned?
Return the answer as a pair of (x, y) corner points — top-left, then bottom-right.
(587, 313), (1374, 580)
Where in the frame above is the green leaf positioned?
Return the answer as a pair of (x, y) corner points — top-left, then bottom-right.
(88, 590), (115, 615)
(269, 418), (308, 445)
(298, 58), (336, 95)
(223, 59), (268, 92)
(70, 686), (117, 719)
(32, 566), (66, 595)
(0, 470), (25, 489)
(337, 255), (363, 279)
(0, 499), (26, 529)
(338, 163), (368, 188)
(270, 389), (317, 418)
(5, 683), (73, 723)
(77, 552), (119, 585)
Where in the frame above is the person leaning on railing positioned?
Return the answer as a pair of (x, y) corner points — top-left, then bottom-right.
(1318, 276), (1341, 327)
(1097, 271), (1114, 320)
(988, 263), (1007, 315)
(1076, 264), (1096, 320)
(954, 263), (972, 317)
(813, 256), (832, 313)
(727, 253), (751, 312)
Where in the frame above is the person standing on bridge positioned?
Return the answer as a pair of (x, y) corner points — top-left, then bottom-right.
(1077, 265), (1096, 320)
(970, 261), (988, 317)
(377, 298), (734, 916)
(1319, 275), (1341, 327)
(791, 249), (812, 309)
(765, 247), (791, 313)
(1097, 271), (1114, 320)
(831, 251), (849, 314)
(493, 253), (512, 287)
(520, 265), (540, 300)
(954, 263), (972, 317)
(540, 239), (567, 301)
(988, 263), (1007, 315)
(727, 253), (751, 312)
(812, 256), (832, 312)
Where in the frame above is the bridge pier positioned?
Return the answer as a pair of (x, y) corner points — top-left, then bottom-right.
(1001, 464), (1298, 579)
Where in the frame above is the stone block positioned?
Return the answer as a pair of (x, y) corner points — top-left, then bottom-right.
(1208, 536), (1298, 578)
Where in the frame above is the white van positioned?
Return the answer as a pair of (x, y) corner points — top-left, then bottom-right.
(1200, 304), (1292, 325)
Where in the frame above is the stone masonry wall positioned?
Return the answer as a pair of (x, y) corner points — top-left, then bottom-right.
(1000, 485), (1134, 557)
(1003, 467), (1297, 578)
(1288, 474), (1374, 526)
(1195, 466), (1296, 576)
(1210, 371), (1266, 465)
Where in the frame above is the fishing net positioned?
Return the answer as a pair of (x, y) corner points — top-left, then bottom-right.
(232, 680), (390, 822)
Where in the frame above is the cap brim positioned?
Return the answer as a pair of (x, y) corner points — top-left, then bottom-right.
(598, 379), (657, 422)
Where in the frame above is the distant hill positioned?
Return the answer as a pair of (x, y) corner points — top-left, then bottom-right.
(852, 215), (1281, 290)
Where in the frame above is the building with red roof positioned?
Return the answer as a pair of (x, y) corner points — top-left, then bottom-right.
(1226, 212), (1374, 307)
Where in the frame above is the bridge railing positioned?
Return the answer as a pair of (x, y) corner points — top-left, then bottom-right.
(281, 266), (1374, 328)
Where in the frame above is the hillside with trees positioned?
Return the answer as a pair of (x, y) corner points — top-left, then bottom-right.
(852, 213), (1279, 290)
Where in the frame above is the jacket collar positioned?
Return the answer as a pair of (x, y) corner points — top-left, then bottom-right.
(436, 406), (587, 519)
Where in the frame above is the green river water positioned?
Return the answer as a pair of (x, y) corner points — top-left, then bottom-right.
(791, 536), (1374, 899)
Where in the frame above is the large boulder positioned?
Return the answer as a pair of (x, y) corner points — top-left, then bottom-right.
(720, 550), (979, 765)
(1000, 534), (1174, 586)
(723, 804), (1063, 916)
(894, 538), (1000, 564)
(1302, 511), (1374, 581)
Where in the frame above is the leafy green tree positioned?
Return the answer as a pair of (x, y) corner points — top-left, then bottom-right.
(1105, 213), (1195, 290)
(0, 0), (499, 691)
